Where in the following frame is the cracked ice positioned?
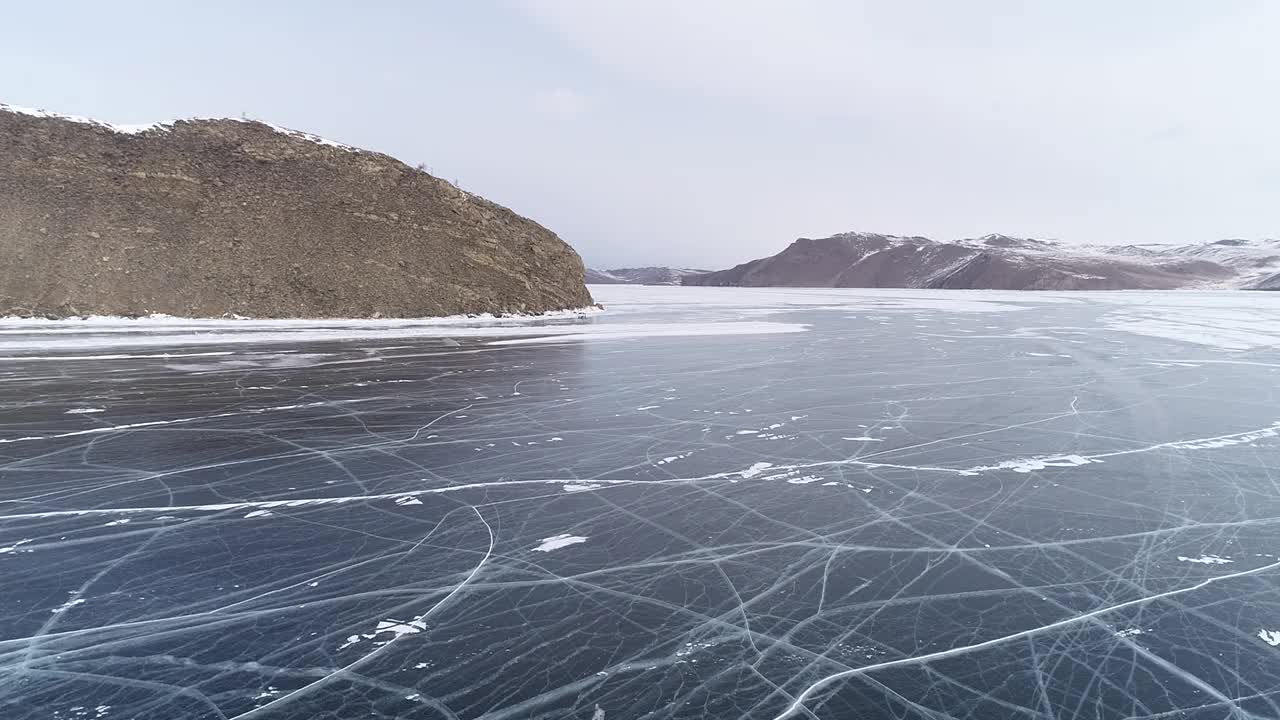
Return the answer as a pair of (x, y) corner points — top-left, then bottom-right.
(1, 286), (1279, 719)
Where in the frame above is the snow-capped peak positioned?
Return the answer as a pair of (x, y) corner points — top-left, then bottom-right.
(1, 102), (357, 152)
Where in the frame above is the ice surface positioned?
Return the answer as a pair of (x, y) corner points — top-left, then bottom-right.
(1, 286), (1279, 719)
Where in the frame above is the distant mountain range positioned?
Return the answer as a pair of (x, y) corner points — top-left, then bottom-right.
(586, 266), (710, 285)
(678, 232), (1280, 291)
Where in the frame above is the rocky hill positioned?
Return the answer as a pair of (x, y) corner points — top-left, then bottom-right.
(683, 232), (1267, 290)
(0, 104), (593, 318)
(586, 266), (709, 285)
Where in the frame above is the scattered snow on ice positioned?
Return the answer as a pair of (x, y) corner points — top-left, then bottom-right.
(1116, 627), (1146, 638)
(740, 462), (775, 479)
(979, 454), (1097, 474)
(533, 534), (588, 552)
(1177, 554), (1233, 565)
(1167, 424), (1279, 450)
(0, 539), (33, 554)
(338, 616), (428, 651)
(52, 594), (86, 614)
(655, 452), (693, 466)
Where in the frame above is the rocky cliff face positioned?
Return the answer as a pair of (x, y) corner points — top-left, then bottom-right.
(684, 232), (1245, 290)
(0, 104), (593, 318)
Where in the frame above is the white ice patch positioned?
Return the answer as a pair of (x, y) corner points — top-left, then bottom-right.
(0, 539), (33, 554)
(243, 510), (273, 518)
(338, 616), (428, 651)
(102, 518), (131, 527)
(786, 475), (824, 484)
(394, 496), (422, 506)
(842, 436), (883, 442)
(1100, 296), (1280, 350)
(740, 462), (775, 479)
(1258, 629), (1280, 646)
(1166, 424), (1279, 450)
(561, 483), (602, 492)
(64, 408), (105, 414)
(974, 454), (1097, 474)
(51, 594), (85, 614)
(1177, 554), (1233, 565)
(375, 619), (425, 637)
(655, 452), (693, 466)
(533, 534), (588, 552)
(1116, 627), (1146, 638)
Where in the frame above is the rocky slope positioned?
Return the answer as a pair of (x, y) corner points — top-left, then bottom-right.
(1251, 272), (1280, 290)
(1093, 238), (1280, 289)
(684, 232), (1260, 290)
(586, 266), (710, 285)
(0, 104), (593, 318)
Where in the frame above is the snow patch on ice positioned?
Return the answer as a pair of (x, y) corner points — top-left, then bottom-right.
(0, 539), (33, 554)
(1167, 424), (1278, 450)
(974, 454), (1097, 474)
(338, 615), (428, 651)
(1258, 629), (1280, 646)
(561, 483), (602, 492)
(64, 408), (105, 414)
(51, 594), (85, 614)
(533, 534), (588, 552)
(1177, 554), (1233, 565)
(655, 452), (693, 466)
(740, 462), (775, 479)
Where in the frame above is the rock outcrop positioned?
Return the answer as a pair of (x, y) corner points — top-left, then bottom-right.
(0, 104), (593, 318)
(684, 232), (1252, 290)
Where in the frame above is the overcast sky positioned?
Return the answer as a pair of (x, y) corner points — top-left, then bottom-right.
(4, 1), (1278, 269)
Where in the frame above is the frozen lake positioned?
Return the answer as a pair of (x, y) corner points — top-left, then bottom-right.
(1, 286), (1279, 719)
